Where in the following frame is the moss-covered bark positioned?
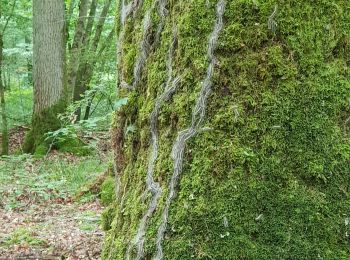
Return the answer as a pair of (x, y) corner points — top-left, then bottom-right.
(23, 102), (65, 154)
(104, 0), (350, 259)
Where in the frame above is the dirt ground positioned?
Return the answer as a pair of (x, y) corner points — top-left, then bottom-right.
(0, 201), (104, 259)
(0, 127), (107, 259)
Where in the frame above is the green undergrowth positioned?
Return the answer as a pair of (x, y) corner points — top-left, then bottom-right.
(0, 154), (109, 209)
(104, 0), (350, 259)
(5, 88), (33, 130)
(55, 137), (92, 157)
(77, 210), (102, 232)
(1, 227), (46, 247)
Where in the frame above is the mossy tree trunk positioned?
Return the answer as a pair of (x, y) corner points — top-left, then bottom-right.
(24, 0), (66, 154)
(104, 0), (350, 259)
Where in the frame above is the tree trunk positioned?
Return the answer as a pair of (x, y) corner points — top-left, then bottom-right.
(0, 35), (9, 156)
(68, 0), (90, 102)
(23, 0), (66, 153)
(66, 0), (77, 48)
(24, 35), (32, 85)
(104, 0), (350, 259)
(75, 26), (115, 121)
(71, 0), (97, 121)
(73, 0), (113, 121)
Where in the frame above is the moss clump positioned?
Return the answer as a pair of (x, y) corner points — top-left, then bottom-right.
(23, 101), (65, 154)
(102, 205), (117, 232)
(100, 176), (116, 206)
(33, 144), (48, 157)
(56, 137), (91, 156)
(104, 0), (350, 259)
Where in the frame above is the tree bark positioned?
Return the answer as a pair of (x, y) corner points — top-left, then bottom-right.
(66, 0), (77, 48)
(73, 0), (113, 121)
(75, 26), (115, 121)
(24, 35), (32, 85)
(0, 35), (8, 156)
(24, 0), (66, 153)
(0, 0), (17, 155)
(68, 0), (90, 101)
(103, 0), (350, 259)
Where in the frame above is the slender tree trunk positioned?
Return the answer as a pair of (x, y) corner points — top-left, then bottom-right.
(2, 67), (10, 91)
(103, 0), (350, 259)
(66, 0), (77, 49)
(83, 0), (98, 47)
(90, 0), (112, 52)
(71, 0), (97, 121)
(72, 0), (113, 121)
(75, 26), (115, 121)
(0, 35), (8, 156)
(23, 0), (66, 153)
(24, 35), (32, 85)
(68, 0), (90, 101)
(0, 0), (16, 155)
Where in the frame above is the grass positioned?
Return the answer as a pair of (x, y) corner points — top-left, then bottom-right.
(77, 210), (102, 231)
(5, 87), (33, 130)
(1, 227), (46, 247)
(0, 153), (110, 209)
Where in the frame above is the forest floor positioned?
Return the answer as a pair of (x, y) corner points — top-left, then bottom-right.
(0, 128), (110, 259)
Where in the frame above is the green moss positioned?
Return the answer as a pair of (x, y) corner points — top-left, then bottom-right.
(102, 205), (117, 232)
(33, 144), (48, 157)
(105, 0), (350, 259)
(101, 176), (116, 206)
(56, 137), (91, 156)
(23, 101), (66, 154)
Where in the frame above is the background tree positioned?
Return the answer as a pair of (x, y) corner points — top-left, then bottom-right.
(0, 0), (17, 155)
(67, 0), (115, 121)
(23, 0), (66, 153)
(103, 0), (350, 259)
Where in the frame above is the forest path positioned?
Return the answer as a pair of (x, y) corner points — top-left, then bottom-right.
(0, 129), (108, 259)
(0, 200), (103, 259)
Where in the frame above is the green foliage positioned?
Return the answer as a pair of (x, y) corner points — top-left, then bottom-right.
(1, 228), (46, 247)
(33, 143), (48, 157)
(77, 211), (101, 232)
(5, 88), (32, 129)
(23, 101), (65, 154)
(0, 154), (108, 209)
(56, 137), (92, 156)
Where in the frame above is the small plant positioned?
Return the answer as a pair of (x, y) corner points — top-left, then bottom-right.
(2, 228), (46, 247)
(0, 154), (109, 209)
(77, 211), (101, 232)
